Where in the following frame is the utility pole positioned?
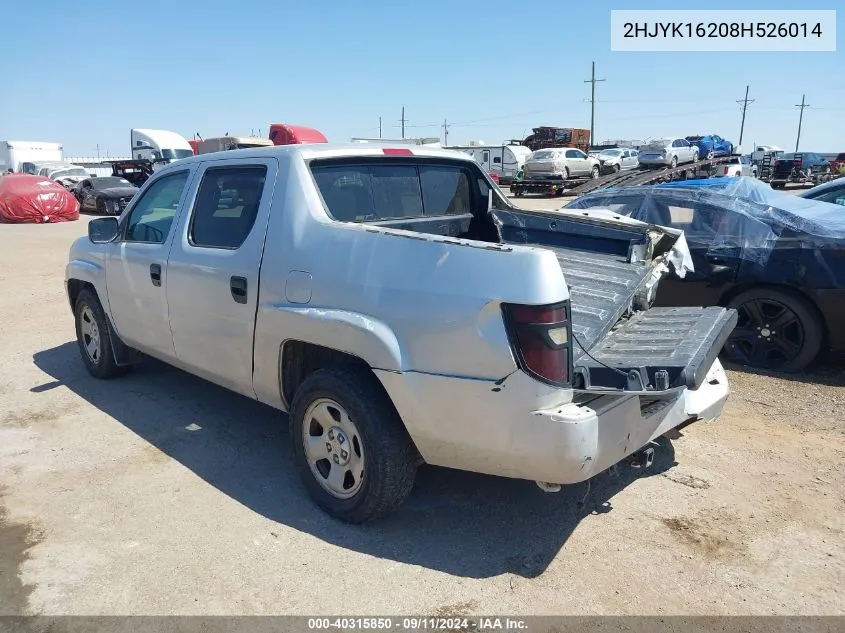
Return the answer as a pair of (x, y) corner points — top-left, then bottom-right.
(795, 94), (810, 153)
(736, 85), (754, 147)
(379, 116), (382, 139)
(400, 106), (407, 139)
(583, 61), (605, 146)
(443, 119), (449, 146)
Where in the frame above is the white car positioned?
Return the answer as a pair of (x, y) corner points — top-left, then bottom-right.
(596, 148), (639, 172)
(638, 138), (699, 168)
(523, 147), (600, 180)
(714, 155), (757, 178)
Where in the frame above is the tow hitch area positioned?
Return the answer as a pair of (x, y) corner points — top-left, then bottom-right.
(628, 446), (655, 469)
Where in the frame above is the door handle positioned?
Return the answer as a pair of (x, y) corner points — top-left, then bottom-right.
(230, 276), (248, 304)
(150, 263), (162, 287)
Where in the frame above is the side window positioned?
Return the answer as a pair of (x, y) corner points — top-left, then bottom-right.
(124, 171), (189, 244)
(493, 156), (501, 164)
(565, 149), (579, 158)
(189, 165), (267, 249)
(482, 150), (490, 163)
(814, 187), (845, 206)
(419, 166), (471, 216)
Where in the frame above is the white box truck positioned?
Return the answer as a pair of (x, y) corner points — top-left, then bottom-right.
(447, 144), (532, 184)
(0, 141), (63, 173)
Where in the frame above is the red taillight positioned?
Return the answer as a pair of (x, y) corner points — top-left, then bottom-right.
(723, 167), (730, 175)
(503, 301), (571, 386)
(382, 148), (413, 156)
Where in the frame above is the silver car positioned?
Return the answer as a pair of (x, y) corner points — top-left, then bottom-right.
(638, 138), (699, 168)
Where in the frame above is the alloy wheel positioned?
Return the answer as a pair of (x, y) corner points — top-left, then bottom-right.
(725, 298), (805, 369)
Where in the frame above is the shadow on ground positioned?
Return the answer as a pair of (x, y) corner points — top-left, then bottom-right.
(32, 342), (678, 579)
(722, 351), (845, 388)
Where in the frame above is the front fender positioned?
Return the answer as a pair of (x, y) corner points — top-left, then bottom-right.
(65, 243), (113, 323)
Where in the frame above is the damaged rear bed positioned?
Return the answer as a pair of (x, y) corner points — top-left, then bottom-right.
(493, 207), (737, 394)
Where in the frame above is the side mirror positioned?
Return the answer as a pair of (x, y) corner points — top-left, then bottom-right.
(89, 217), (120, 244)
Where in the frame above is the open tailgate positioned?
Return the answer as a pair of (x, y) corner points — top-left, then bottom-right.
(573, 306), (737, 393)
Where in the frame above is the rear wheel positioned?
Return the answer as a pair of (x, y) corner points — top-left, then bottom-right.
(564, 167), (570, 180)
(96, 198), (107, 215)
(290, 366), (417, 523)
(590, 165), (600, 179)
(723, 288), (823, 373)
(670, 155), (678, 169)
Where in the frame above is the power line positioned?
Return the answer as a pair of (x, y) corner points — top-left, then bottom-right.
(795, 94), (810, 152)
(736, 85), (754, 147)
(584, 61), (606, 144)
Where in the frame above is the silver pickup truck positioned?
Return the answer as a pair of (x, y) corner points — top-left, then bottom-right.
(65, 144), (736, 523)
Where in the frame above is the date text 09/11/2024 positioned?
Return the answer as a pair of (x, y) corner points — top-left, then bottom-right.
(623, 22), (823, 39)
(307, 618), (528, 631)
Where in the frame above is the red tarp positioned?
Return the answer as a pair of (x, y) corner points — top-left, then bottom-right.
(0, 174), (80, 223)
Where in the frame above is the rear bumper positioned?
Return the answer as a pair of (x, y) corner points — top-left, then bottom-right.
(377, 359), (729, 485)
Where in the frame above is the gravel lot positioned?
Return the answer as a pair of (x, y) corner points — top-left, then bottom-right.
(1, 204), (843, 616)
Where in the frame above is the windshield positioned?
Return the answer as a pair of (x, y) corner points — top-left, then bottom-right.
(160, 149), (194, 160)
(94, 177), (134, 188)
(600, 149), (623, 157)
(531, 150), (562, 160)
(49, 167), (87, 179)
(685, 136), (704, 142)
(642, 140), (669, 150)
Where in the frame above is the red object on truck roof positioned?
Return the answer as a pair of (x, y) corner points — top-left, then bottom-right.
(0, 174), (79, 223)
(188, 140), (201, 155)
(269, 124), (328, 146)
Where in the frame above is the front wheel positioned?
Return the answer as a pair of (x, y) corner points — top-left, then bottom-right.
(74, 289), (127, 379)
(290, 366), (417, 523)
(591, 165), (600, 179)
(723, 288), (822, 373)
(613, 163), (621, 173)
(670, 155), (678, 169)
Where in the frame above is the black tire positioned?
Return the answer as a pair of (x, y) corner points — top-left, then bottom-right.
(723, 288), (823, 373)
(613, 163), (621, 173)
(670, 156), (678, 169)
(290, 366), (417, 523)
(74, 288), (128, 379)
(564, 167), (570, 180)
(706, 150), (715, 160)
(692, 151), (699, 163)
(590, 165), (600, 179)
(96, 198), (106, 215)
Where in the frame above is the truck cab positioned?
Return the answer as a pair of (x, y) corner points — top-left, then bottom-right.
(131, 129), (194, 171)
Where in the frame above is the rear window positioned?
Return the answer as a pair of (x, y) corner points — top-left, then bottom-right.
(837, 153), (845, 161)
(311, 162), (473, 222)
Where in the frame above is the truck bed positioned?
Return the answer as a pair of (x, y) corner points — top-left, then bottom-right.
(546, 247), (647, 356)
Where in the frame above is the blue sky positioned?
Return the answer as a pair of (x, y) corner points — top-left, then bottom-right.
(1, 0), (841, 157)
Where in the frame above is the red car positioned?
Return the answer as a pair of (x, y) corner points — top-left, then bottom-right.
(488, 171), (500, 185)
(830, 152), (845, 175)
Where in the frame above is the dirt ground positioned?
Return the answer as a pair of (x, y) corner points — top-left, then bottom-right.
(0, 207), (843, 617)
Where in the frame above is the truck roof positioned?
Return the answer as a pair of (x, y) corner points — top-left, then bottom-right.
(157, 143), (478, 166)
